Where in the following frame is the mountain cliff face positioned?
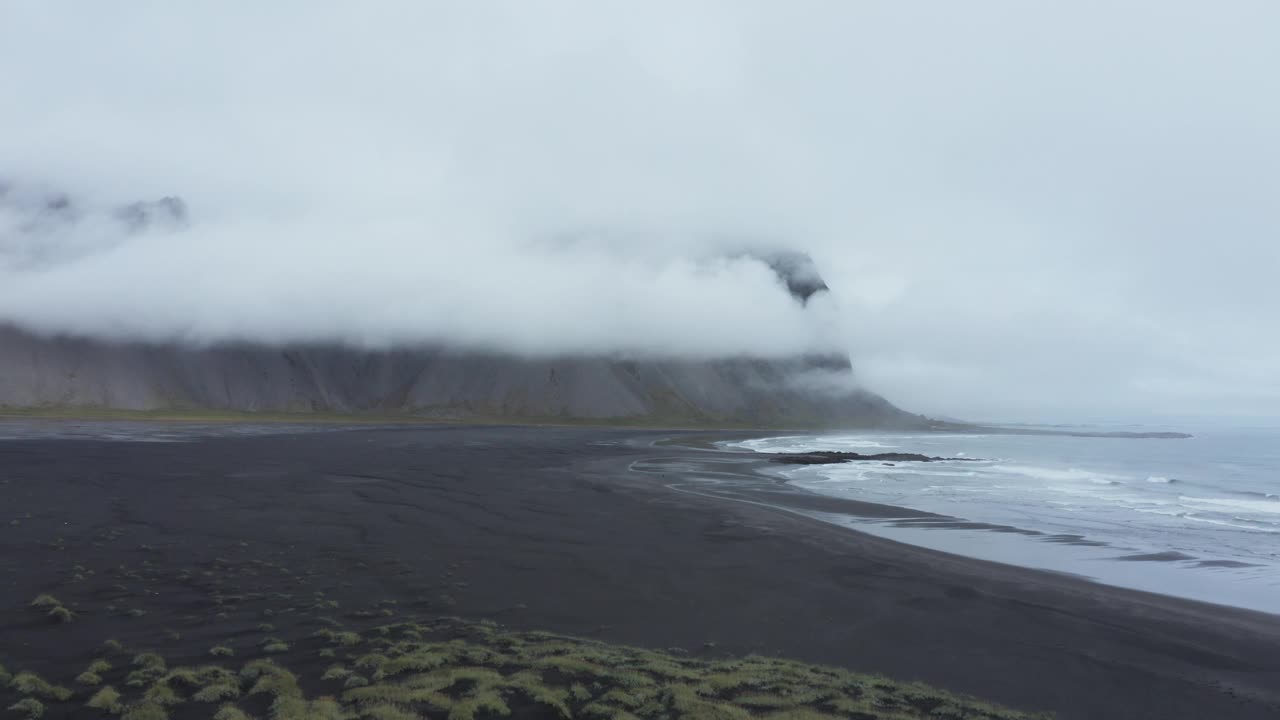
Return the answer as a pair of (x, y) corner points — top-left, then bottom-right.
(0, 325), (918, 426)
(0, 183), (922, 427)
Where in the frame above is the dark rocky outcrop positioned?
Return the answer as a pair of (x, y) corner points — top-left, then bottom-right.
(113, 196), (189, 233)
(758, 250), (830, 304)
(769, 451), (970, 465)
(0, 180), (187, 239)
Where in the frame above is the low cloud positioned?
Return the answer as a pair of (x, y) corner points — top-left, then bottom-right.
(2, 2), (1277, 420)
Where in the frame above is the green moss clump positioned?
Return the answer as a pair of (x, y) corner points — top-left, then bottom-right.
(193, 666), (239, 686)
(132, 654), (165, 670)
(10, 672), (73, 701)
(362, 705), (421, 720)
(209, 646), (235, 657)
(143, 682), (182, 706)
(333, 631), (362, 646)
(193, 684), (241, 702)
(212, 706), (253, 720)
(86, 686), (123, 713)
(758, 710), (842, 720)
(448, 690), (511, 720)
(124, 654), (168, 688)
(29, 594), (60, 609)
(0, 617), (1049, 720)
(6, 698), (45, 719)
(47, 606), (76, 624)
(320, 664), (351, 681)
(121, 702), (169, 720)
(260, 637), (290, 654)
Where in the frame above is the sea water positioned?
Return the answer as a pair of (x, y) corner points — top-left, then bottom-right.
(729, 422), (1280, 615)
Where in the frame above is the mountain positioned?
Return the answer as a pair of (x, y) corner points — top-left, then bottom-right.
(0, 325), (918, 426)
(0, 184), (923, 427)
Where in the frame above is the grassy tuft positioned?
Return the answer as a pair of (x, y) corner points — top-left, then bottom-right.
(6, 698), (45, 719)
(86, 685), (123, 713)
(121, 702), (169, 720)
(320, 664), (351, 681)
(212, 706), (253, 720)
(29, 594), (60, 609)
(143, 682), (182, 706)
(47, 605), (76, 624)
(332, 631), (362, 646)
(448, 689), (511, 720)
(0, 617), (1049, 720)
(131, 653), (166, 670)
(193, 684), (242, 702)
(362, 705), (421, 720)
(10, 672), (73, 701)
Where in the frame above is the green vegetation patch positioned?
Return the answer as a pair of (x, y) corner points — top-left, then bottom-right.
(85, 685), (123, 712)
(5, 698), (45, 719)
(0, 618), (1049, 719)
(9, 672), (73, 701)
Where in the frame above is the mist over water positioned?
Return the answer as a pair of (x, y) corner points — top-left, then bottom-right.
(733, 425), (1280, 614)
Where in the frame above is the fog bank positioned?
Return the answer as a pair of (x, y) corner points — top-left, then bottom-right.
(3, 2), (1278, 419)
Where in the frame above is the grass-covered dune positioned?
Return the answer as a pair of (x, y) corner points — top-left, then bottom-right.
(2, 615), (1047, 720)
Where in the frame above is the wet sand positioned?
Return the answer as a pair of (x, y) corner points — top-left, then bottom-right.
(1, 424), (1278, 719)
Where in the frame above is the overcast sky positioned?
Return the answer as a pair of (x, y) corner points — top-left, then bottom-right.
(2, 2), (1278, 422)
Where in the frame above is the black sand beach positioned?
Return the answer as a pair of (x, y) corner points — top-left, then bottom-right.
(1, 424), (1278, 719)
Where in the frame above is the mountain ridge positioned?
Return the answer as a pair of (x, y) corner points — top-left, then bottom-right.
(0, 324), (923, 428)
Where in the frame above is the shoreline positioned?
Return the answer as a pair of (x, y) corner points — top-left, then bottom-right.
(0, 409), (1194, 439)
(1, 424), (1277, 718)
(644, 434), (1280, 615)
(0, 407), (937, 433)
(706, 429), (1280, 614)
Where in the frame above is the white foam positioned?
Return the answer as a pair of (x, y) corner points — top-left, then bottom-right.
(1183, 515), (1280, 533)
(1146, 476), (1175, 483)
(728, 435), (894, 453)
(987, 464), (1127, 484)
(1179, 496), (1280, 515)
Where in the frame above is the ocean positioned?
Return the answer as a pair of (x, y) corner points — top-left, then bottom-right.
(729, 422), (1280, 615)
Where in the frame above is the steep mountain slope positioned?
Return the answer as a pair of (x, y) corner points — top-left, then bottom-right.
(0, 325), (919, 426)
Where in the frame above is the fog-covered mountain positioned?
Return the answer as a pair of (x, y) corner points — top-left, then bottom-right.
(0, 185), (922, 427)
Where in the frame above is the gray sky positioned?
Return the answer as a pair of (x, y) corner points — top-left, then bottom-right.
(2, 2), (1278, 421)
